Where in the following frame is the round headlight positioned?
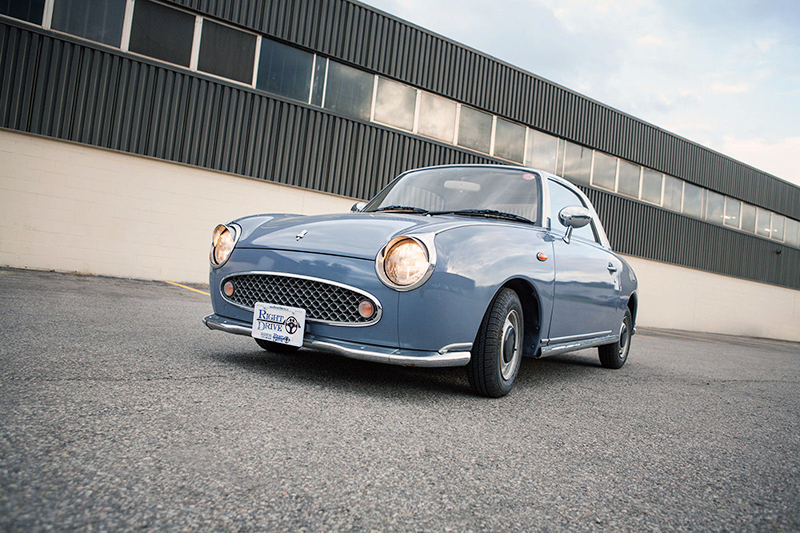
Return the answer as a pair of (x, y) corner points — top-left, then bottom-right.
(382, 237), (430, 288)
(210, 224), (237, 267)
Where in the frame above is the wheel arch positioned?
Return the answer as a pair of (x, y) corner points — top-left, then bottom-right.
(627, 291), (638, 332)
(499, 278), (542, 356)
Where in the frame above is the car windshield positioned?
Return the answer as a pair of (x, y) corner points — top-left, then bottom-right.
(364, 167), (541, 224)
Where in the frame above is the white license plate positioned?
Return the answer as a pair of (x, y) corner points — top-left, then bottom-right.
(251, 302), (306, 348)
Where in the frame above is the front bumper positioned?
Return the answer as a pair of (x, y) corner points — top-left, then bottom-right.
(203, 313), (471, 368)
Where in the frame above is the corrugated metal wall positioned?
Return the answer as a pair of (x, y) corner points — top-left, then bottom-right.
(168, 0), (800, 218)
(1, 17), (799, 290)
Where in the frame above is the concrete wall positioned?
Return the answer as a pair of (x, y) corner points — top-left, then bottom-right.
(2, 129), (798, 341)
(0, 129), (354, 283)
(623, 255), (800, 342)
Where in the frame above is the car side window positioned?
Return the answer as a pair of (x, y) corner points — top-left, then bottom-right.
(548, 180), (599, 243)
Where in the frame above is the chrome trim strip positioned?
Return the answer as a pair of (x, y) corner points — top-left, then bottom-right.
(438, 342), (473, 354)
(539, 334), (619, 358)
(544, 330), (613, 345)
(203, 314), (471, 367)
(219, 271), (382, 327)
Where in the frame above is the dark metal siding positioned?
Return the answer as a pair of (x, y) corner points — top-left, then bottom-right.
(0, 19), (798, 290)
(164, 0), (799, 218)
(0, 20), (489, 200)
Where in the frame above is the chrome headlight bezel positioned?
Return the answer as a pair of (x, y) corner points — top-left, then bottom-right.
(209, 223), (241, 268)
(376, 235), (436, 291)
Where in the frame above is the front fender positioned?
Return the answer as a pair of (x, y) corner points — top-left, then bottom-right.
(396, 224), (555, 351)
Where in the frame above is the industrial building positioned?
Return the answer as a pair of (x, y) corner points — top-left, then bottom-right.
(1, 0), (798, 340)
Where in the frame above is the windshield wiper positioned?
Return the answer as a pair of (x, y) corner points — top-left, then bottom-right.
(429, 209), (534, 224)
(371, 205), (430, 214)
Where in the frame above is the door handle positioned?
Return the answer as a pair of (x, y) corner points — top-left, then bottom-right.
(607, 262), (617, 272)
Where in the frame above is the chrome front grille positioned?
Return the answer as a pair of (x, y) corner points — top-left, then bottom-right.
(222, 273), (380, 325)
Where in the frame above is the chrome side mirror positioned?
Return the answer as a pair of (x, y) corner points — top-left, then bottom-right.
(351, 201), (367, 213)
(559, 205), (592, 244)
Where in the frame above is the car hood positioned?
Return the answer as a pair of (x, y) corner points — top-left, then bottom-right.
(235, 213), (474, 260)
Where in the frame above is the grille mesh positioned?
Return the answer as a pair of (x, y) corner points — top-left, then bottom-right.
(224, 274), (378, 324)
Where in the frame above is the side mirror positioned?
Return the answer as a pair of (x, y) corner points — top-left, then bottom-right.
(558, 206), (592, 244)
(351, 202), (367, 213)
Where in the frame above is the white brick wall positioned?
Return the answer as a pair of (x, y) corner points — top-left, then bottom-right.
(623, 255), (800, 342)
(1, 129), (798, 341)
(0, 129), (353, 283)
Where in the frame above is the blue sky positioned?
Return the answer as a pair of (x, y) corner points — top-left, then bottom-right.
(360, 0), (800, 189)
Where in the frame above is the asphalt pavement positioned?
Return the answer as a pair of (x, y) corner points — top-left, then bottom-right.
(1, 267), (798, 531)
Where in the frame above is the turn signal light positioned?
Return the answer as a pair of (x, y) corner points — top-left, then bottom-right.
(223, 281), (234, 297)
(358, 300), (375, 319)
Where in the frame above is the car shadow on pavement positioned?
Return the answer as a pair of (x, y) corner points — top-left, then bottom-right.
(205, 345), (606, 399)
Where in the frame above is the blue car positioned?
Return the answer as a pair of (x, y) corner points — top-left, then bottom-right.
(204, 165), (638, 397)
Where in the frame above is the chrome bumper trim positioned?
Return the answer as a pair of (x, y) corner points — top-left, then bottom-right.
(204, 314), (252, 335)
(203, 314), (471, 367)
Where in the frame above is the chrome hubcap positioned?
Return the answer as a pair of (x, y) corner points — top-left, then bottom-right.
(500, 310), (522, 381)
(618, 320), (630, 358)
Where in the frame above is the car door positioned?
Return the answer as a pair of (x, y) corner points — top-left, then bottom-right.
(545, 179), (621, 343)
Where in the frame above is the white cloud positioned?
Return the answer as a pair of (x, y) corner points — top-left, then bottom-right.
(637, 35), (665, 46)
(755, 37), (778, 53)
(710, 82), (750, 94)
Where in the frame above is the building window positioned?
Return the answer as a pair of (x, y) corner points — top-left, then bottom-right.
(662, 175), (683, 212)
(724, 197), (741, 228)
(683, 183), (704, 218)
(562, 141), (591, 185)
(784, 219), (800, 248)
(526, 130), (559, 174)
(705, 191), (725, 225)
(0, 0), (45, 24)
(129, 0), (195, 67)
(52, 0), (126, 47)
(756, 208), (772, 237)
(617, 160), (641, 198)
(324, 60), (373, 121)
(256, 38), (313, 102)
(310, 57), (326, 107)
(740, 203), (757, 233)
(591, 151), (616, 191)
(457, 106), (492, 154)
(493, 118), (525, 163)
(771, 214), (785, 241)
(198, 20), (256, 84)
(641, 169), (663, 205)
(417, 92), (455, 143)
(374, 77), (416, 131)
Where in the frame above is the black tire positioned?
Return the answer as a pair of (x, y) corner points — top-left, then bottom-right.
(598, 309), (632, 369)
(467, 288), (524, 398)
(254, 338), (300, 353)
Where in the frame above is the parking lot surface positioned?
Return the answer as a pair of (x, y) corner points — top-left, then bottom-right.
(1, 267), (798, 531)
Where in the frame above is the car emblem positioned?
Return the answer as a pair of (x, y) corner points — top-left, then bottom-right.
(296, 230), (308, 241)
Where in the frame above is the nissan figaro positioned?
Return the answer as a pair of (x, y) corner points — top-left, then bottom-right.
(204, 165), (638, 397)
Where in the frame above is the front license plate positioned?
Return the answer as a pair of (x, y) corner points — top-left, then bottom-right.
(251, 302), (306, 348)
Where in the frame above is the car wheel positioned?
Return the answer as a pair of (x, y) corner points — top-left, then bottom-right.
(467, 288), (523, 398)
(598, 309), (632, 369)
(254, 338), (300, 353)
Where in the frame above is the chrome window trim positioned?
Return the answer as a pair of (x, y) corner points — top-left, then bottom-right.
(220, 270), (383, 327)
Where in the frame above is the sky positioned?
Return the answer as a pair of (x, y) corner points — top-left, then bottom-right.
(359, 0), (800, 188)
